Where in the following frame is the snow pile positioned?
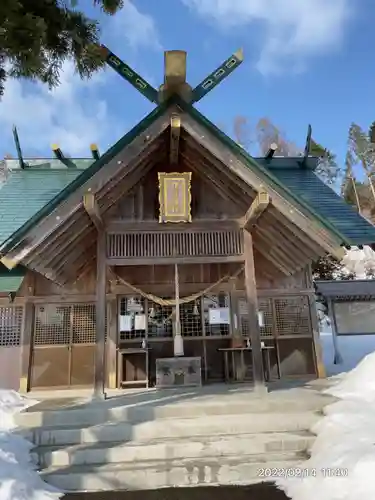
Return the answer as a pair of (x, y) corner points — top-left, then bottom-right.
(276, 351), (375, 500)
(341, 245), (375, 279)
(0, 390), (63, 500)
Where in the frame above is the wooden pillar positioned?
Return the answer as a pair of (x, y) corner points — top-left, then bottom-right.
(19, 272), (35, 393)
(229, 278), (242, 348)
(106, 297), (118, 389)
(243, 230), (265, 390)
(94, 231), (107, 399)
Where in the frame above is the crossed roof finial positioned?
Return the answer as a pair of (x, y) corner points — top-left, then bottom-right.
(99, 45), (244, 105)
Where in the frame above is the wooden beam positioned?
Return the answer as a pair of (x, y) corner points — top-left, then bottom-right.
(1, 114), (170, 269)
(164, 50), (187, 87)
(94, 231), (107, 399)
(83, 192), (103, 231)
(31, 155), (157, 270)
(106, 297), (118, 389)
(181, 150), (249, 210)
(19, 272), (35, 393)
(170, 114), (181, 165)
(90, 143), (100, 160)
(242, 189), (270, 230)
(252, 237), (293, 276)
(243, 230), (265, 391)
(181, 114), (345, 259)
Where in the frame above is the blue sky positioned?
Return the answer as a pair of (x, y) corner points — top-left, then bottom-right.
(0, 0), (373, 186)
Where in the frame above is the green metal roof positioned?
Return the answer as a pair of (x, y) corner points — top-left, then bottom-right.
(258, 165), (375, 246)
(0, 168), (88, 245)
(1, 96), (375, 256)
(0, 264), (26, 292)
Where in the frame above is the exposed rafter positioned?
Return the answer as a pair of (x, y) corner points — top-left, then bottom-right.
(83, 192), (103, 231)
(51, 144), (64, 160)
(265, 143), (278, 160)
(90, 144), (100, 160)
(170, 114), (181, 164)
(51, 144), (76, 168)
(242, 189), (270, 231)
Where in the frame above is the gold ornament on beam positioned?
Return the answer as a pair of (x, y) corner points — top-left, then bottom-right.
(158, 172), (192, 223)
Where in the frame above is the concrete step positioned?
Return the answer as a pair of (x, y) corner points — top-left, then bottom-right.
(24, 412), (321, 447)
(35, 431), (314, 468)
(41, 452), (303, 491)
(15, 393), (333, 429)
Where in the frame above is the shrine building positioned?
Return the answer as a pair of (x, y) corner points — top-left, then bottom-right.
(1, 47), (375, 395)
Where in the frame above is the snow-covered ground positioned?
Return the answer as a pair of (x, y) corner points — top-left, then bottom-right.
(320, 327), (375, 376)
(0, 390), (63, 500)
(276, 348), (375, 500)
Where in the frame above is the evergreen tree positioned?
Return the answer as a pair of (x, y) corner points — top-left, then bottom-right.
(0, 0), (123, 96)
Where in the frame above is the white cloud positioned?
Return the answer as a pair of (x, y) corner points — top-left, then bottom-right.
(0, 1), (161, 157)
(109, 0), (162, 51)
(182, 0), (351, 74)
(0, 62), (118, 157)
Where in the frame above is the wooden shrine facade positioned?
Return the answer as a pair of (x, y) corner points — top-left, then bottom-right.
(3, 46), (371, 394)
(0, 110), (336, 394)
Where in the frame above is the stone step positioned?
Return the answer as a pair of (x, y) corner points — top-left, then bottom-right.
(24, 412), (320, 447)
(16, 393), (333, 429)
(36, 431), (314, 469)
(41, 453), (303, 491)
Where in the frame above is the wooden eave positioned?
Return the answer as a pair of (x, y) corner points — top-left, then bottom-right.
(1, 112), (172, 283)
(179, 116), (345, 259)
(1, 102), (343, 283)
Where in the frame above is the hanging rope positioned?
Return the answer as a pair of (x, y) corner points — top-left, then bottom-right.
(108, 264), (244, 306)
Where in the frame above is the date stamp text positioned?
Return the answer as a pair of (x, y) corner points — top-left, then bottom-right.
(257, 467), (349, 479)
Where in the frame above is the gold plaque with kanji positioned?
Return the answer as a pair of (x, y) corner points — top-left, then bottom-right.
(158, 172), (192, 223)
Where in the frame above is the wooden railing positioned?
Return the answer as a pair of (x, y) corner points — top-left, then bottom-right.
(106, 221), (244, 263)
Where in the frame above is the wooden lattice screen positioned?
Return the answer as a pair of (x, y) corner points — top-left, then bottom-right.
(0, 306), (23, 347)
(107, 230), (243, 259)
(34, 304), (97, 345)
(239, 295), (311, 338)
(118, 293), (231, 340)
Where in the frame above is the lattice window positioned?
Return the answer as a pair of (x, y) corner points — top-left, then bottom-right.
(34, 303), (97, 345)
(274, 296), (311, 336)
(34, 305), (71, 345)
(72, 304), (96, 344)
(0, 306), (23, 347)
(238, 298), (273, 339)
(203, 293), (230, 337)
(147, 299), (173, 339)
(180, 298), (202, 337)
(119, 296), (147, 340)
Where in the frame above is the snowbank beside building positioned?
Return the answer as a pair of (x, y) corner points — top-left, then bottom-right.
(0, 390), (63, 500)
(276, 351), (375, 500)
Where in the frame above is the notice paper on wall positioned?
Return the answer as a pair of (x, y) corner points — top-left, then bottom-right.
(119, 314), (132, 332)
(258, 311), (265, 328)
(209, 307), (230, 325)
(134, 314), (146, 331)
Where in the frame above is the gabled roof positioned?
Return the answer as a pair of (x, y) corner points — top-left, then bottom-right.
(1, 96), (375, 256)
(257, 165), (375, 245)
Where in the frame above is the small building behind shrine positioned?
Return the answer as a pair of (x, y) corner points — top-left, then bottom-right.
(1, 47), (375, 394)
